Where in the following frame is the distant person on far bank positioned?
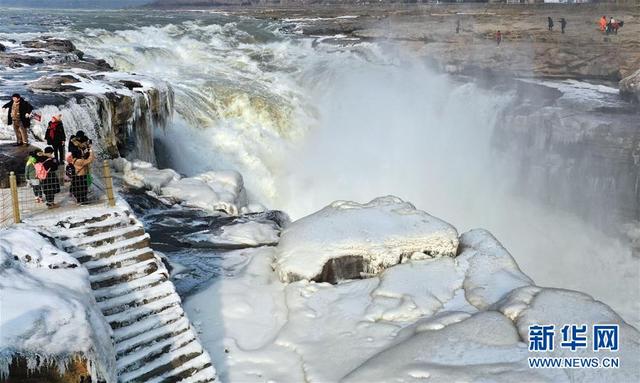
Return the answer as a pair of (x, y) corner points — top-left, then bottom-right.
(46, 114), (66, 162)
(496, 30), (502, 46)
(3, 93), (33, 146)
(559, 18), (567, 34)
(599, 16), (607, 32)
(548, 17), (554, 31)
(456, 18), (461, 34)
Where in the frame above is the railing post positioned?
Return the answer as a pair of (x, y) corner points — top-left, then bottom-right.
(102, 160), (116, 207)
(9, 172), (21, 224)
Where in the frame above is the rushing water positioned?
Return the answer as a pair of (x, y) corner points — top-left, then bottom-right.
(1, 9), (638, 327)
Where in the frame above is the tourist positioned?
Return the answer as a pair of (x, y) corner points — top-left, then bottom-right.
(559, 18), (567, 34)
(456, 18), (461, 34)
(25, 150), (43, 204)
(45, 114), (66, 162)
(548, 17), (554, 31)
(70, 141), (95, 204)
(3, 93), (34, 146)
(599, 16), (607, 32)
(68, 130), (90, 159)
(38, 147), (61, 208)
(496, 30), (502, 46)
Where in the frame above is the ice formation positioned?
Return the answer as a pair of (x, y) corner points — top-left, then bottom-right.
(274, 196), (459, 283)
(183, 198), (639, 382)
(112, 158), (250, 215)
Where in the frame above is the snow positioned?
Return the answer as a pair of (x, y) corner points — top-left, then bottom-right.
(112, 158), (249, 215)
(0, 227), (116, 383)
(274, 196), (459, 282)
(498, 287), (640, 383)
(161, 171), (247, 216)
(112, 158), (180, 193)
(457, 229), (534, 310)
(184, 221), (280, 247)
(182, 201), (639, 382)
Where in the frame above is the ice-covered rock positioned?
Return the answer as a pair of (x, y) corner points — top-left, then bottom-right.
(161, 170), (248, 216)
(112, 158), (180, 193)
(274, 196), (459, 283)
(112, 158), (248, 215)
(457, 229), (533, 310)
(0, 228), (115, 382)
(185, 225), (640, 382)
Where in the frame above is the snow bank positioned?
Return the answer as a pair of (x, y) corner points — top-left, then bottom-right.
(112, 158), (250, 215)
(184, 218), (639, 382)
(0, 228), (115, 383)
(457, 229), (533, 309)
(498, 287), (640, 383)
(274, 196), (459, 283)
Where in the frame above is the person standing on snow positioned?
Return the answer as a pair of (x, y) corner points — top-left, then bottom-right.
(559, 18), (567, 34)
(46, 114), (66, 162)
(3, 93), (33, 146)
(548, 17), (554, 31)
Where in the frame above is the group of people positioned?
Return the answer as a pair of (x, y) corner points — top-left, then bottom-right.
(547, 17), (568, 34)
(23, 114), (96, 208)
(599, 16), (623, 35)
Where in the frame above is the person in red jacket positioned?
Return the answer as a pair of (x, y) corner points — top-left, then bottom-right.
(45, 114), (66, 162)
(496, 30), (502, 46)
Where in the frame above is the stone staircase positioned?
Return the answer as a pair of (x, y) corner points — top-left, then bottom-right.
(29, 207), (217, 383)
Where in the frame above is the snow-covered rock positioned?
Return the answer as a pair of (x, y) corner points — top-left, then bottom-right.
(112, 158), (179, 193)
(274, 196), (459, 283)
(0, 228), (115, 382)
(457, 229), (533, 310)
(112, 158), (248, 215)
(161, 170), (247, 215)
(184, 224), (640, 383)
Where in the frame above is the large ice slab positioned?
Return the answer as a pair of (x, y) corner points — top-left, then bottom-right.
(274, 196), (459, 283)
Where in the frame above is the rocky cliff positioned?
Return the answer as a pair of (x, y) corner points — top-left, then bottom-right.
(0, 37), (174, 183)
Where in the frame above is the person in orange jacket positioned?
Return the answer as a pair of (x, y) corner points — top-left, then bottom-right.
(599, 16), (607, 32)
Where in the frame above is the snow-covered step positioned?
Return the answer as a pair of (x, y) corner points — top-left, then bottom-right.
(71, 233), (151, 263)
(106, 292), (182, 328)
(89, 257), (159, 290)
(98, 280), (176, 315)
(61, 224), (145, 251)
(113, 305), (185, 343)
(117, 329), (197, 374)
(93, 269), (168, 302)
(56, 211), (121, 229)
(116, 316), (191, 357)
(29, 206), (217, 383)
(55, 215), (134, 240)
(118, 341), (205, 383)
(84, 247), (154, 273)
(146, 354), (216, 383)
